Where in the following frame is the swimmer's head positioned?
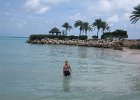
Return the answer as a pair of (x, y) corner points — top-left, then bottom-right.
(65, 60), (68, 64)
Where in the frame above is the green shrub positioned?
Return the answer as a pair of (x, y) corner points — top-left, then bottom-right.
(113, 30), (128, 40)
(58, 35), (66, 40)
(68, 35), (79, 40)
(29, 34), (48, 40)
(79, 35), (88, 40)
(101, 32), (113, 41)
(47, 35), (57, 39)
(102, 30), (128, 41)
(92, 35), (98, 40)
(29, 34), (89, 41)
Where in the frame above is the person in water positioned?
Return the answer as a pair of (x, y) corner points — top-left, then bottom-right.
(63, 60), (72, 76)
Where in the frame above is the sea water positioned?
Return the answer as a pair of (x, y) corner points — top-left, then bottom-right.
(0, 37), (140, 100)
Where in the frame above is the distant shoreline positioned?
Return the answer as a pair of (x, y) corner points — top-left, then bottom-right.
(0, 36), (28, 38)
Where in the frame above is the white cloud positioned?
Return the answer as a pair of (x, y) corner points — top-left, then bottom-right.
(69, 13), (86, 20)
(100, 0), (112, 11)
(36, 6), (50, 14)
(112, 0), (140, 12)
(85, 0), (140, 30)
(24, 0), (50, 14)
(24, 0), (70, 14)
(5, 2), (11, 6)
(9, 19), (14, 22)
(5, 12), (11, 16)
(23, 20), (27, 25)
(87, 0), (112, 15)
(87, 0), (140, 16)
(122, 13), (130, 21)
(41, 0), (70, 4)
(17, 22), (22, 28)
(17, 20), (27, 28)
(107, 15), (119, 23)
(45, 21), (49, 24)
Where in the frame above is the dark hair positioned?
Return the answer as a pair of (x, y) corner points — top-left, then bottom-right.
(65, 60), (68, 63)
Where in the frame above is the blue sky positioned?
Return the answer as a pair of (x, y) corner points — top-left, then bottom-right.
(0, 0), (140, 39)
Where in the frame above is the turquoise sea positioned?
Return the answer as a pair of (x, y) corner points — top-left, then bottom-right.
(0, 37), (140, 100)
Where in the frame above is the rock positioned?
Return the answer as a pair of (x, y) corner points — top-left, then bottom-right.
(27, 37), (129, 50)
(114, 46), (123, 50)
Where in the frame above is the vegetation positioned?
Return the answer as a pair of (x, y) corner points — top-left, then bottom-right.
(28, 4), (140, 42)
(92, 19), (110, 38)
(29, 34), (87, 40)
(48, 35), (66, 40)
(92, 19), (102, 38)
(79, 35), (88, 40)
(101, 21), (110, 34)
(62, 22), (72, 36)
(113, 30), (128, 40)
(30, 18), (129, 42)
(82, 22), (92, 36)
(92, 35), (98, 40)
(101, 29), (128, 41)
(74, 20), (92, 36)
(74, 20), (84, 36)
(29, 10), (138, 42)
(29, 34), (48, 41)
(68, 35), (79, 40)
(130, 3), (140, 24)
(101, 32), (113, 41)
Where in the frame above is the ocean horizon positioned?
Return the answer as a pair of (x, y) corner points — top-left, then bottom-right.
(0, 37), (140, 100)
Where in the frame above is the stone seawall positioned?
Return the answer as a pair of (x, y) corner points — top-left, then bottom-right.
(123, 39), (140, 46)
(123, 39), (140, 49)
(27, 38), (123, 50)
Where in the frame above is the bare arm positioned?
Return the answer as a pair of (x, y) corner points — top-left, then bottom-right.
(69, 65), (72, 73)
(63, 65), (65, 75)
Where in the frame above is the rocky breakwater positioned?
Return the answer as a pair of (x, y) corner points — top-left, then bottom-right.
(123, 39), (140, 49)
(27, 38), (123, 50)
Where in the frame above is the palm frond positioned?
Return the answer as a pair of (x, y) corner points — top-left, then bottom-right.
(130, 4), (140, 24)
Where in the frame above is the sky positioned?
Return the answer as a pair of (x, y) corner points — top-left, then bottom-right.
(0, 0), (140, 39)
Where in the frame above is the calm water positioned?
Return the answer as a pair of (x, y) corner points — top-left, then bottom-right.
(0, 37), (140, 100)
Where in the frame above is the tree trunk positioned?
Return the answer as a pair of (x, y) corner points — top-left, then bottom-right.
(79, 27), (82, 36)
(65, 28), (68, 36)
(79, 30), (81, 36)
(103, 29), (105, 35)
(97, 29), (99, 38)
(82, 30), (84, 35)
(79, 29), (82, 36)
(85, 30), (87, 36)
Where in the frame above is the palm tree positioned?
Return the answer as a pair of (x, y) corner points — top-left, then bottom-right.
(74, 20), (83, 36)
(82, 22), (92, 36)
(62, 22), (72, 36)
(92, 19), (102, 38)
(130, 4), (140, 24)
(101, 21), (110, 34)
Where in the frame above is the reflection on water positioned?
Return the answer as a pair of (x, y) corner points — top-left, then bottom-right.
(130, 72), (140, 92)
(62, 76), (71, 92)
(78, 47), (88, 58)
